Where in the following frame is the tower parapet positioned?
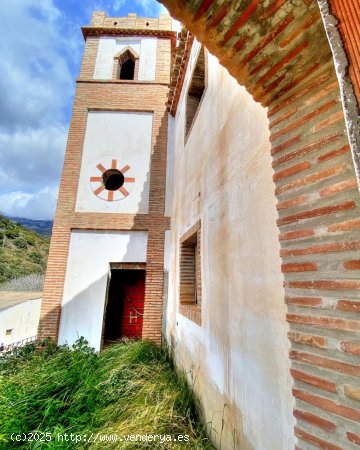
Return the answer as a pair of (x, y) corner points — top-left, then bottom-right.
(88, 11), (173, 31)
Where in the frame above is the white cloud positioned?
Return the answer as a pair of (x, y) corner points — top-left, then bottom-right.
(0, 186), (59, 220)
(0, 0), (79, 220)
(0, 0), (76, 130)
(0, 125), (67, 192)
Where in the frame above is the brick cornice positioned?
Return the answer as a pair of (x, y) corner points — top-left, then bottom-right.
(82, 26), (177, 45)
(168, 29), (194, 116)
(53, 213), (171, 231)
(81, 27), (177, 66)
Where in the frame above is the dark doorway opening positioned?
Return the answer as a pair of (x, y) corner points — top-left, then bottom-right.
(103, 267), (145, 346)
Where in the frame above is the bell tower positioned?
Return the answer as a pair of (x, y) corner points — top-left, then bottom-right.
(39, 12), (176, 350)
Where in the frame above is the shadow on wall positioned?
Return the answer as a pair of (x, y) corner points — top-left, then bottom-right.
(163, 47), (297, 450)
(51, 274), (106, 350)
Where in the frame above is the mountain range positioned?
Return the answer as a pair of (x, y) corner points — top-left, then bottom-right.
(7, 217), (53, 237)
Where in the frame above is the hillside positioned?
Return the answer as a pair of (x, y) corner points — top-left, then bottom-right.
(7, 216), (53, 236)
(0, 215), (50, 285)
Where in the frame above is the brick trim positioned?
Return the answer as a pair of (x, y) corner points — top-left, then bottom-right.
(82, 27), (176, 41)
(77, 80), (170, 86)
(110, 262), (146, 270)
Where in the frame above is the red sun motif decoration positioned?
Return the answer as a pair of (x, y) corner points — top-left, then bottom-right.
(90, 159), (135, 202)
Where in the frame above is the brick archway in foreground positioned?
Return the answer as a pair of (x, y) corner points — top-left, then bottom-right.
(159, 0), (360, 448)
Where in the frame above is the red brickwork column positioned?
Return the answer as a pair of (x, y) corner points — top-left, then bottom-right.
(142, 228), (167, 342)
(38, 226), (71, 340)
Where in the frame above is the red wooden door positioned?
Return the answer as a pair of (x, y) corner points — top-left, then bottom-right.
(121, 274), (145, 339)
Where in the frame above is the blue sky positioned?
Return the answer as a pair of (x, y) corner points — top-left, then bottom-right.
(0, 0), (167, 220)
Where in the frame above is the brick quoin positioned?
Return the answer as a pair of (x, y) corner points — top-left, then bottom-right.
(285, 296), (322, 307)
(281, 263), (317, 272)
(336, 300), (360, 313)
(287, 314), (360, 332)
(272, 133), (342, 166)
(344, 260), (360, 270)
(279, 228), (315, 241)
(341, 341), (360, 356)
(294, 427), (343, 450)
(293, 409), (336, 433)
(290, 350), (360, 377)
(293, 389), (360, 423)
(328, 218), (360, 232)
(319, 177), (358, 197)
(288, 331), (327, 349)
(344, 385), (360, 402)
(290, 368), (336, 393)
(347, 431), (360, 446)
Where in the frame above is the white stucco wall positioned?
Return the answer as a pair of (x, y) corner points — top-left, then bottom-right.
(58, 230), (148, 351)
(93, 37), (157, 80)
(165, 41), (295, 450)
(137, 38), (157, 81)
(0, 298), (41, 346)
(75, 111), (153, 214)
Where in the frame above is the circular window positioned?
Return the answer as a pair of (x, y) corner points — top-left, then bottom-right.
(102, 169), (124, 191)
(90, 160), (135, 202)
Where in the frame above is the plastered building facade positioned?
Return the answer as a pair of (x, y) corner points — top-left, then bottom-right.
(40, 4), (360, 450)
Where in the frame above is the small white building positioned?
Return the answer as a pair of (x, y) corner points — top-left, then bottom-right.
(0, 291), (41, 350)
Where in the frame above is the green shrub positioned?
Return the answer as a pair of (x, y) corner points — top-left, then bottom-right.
(13, 238), (28, 249)
(29, 251), (43, 264)
(25, 235), (36, 245)
(5, 228), (19, 239)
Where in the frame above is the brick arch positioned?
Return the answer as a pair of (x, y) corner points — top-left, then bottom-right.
(159, 0), (360, 448)
(114, 45), (140, 61)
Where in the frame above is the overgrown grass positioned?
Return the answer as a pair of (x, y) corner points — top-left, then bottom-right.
(0, 273), (44, 291)
(0, 339), (213, 449)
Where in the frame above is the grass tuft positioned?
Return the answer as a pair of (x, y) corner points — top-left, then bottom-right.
(0, 338), (213, 449)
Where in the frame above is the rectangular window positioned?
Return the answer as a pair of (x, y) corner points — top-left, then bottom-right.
(185, 46), (206, 139)
(6, 329), (12, 335)
(179, 221), (201, 325)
